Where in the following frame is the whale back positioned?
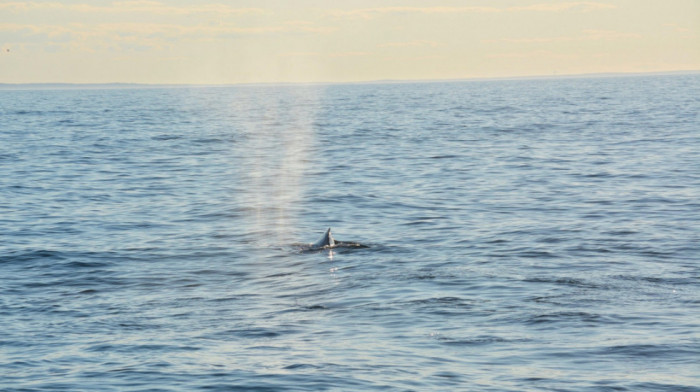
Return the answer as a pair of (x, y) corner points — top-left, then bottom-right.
(312, 227), (335, 248)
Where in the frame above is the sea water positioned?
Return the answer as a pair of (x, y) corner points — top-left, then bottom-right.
(1, 74), (699, 391)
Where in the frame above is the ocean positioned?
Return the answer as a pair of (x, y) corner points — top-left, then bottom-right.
(1, 74), (699, 391)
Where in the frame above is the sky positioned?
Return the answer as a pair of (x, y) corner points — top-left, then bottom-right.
(0, 0), (698, 84)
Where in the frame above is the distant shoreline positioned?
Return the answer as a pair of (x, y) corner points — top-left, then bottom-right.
(1, 70), (698, 91)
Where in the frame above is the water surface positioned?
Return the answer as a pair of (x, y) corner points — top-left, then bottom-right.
(1, 74), (699, 391)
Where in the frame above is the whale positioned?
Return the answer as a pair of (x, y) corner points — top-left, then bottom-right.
(312, 227), (335, 248)
(305, 227), (368, 250)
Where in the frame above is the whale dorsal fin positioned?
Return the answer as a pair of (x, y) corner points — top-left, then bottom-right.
(313, 227), (335, 248)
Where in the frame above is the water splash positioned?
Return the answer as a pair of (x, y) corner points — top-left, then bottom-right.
(232, 86), (323, 245)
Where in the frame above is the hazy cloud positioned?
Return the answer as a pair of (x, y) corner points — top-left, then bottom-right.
(0, 1), (332, 50)
(0, 20), (335, 52)
(280, 51), (370, 58)
(487, 50), (582, 59)
(0, 1), (264, 16)
(513, 2), (616, 12)
(378, 40), (445, 48)
(582, 29), (643, 40)
(663, 23), (694, 34)
(329, 2), (616, 19)
(484, 29), (642, 44)
(0, 21), (332, 37)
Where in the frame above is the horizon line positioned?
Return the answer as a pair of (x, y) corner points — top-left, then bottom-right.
(1, 69), (698, 90)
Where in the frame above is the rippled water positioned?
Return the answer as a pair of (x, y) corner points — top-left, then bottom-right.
(1, 74), (699, 391)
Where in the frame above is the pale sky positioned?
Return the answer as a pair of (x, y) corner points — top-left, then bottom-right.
(1, 0), (698, 84)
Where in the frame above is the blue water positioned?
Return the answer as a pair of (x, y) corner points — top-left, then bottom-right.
(1, 74), (699, 391)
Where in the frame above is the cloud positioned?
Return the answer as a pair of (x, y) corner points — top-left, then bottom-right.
(0, 23), (71, 37)
(487, 50), (582, 59)
(581, 29), (642, 40)
(663, 23), (694, 34)
(329, 2), (616, 19)
(0, 22), (168, 51)
(329, 6), (498, 18)
(513, 2), (616, 12)
(280, 51), (370, 58)
(0, 21), (331, 36)
(0, 20), (335, 52)
(484, 30), (642, 44)
(378, 40), (445, 48)
(0, 1), (333, 48)
(0, 1), (264, 16)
